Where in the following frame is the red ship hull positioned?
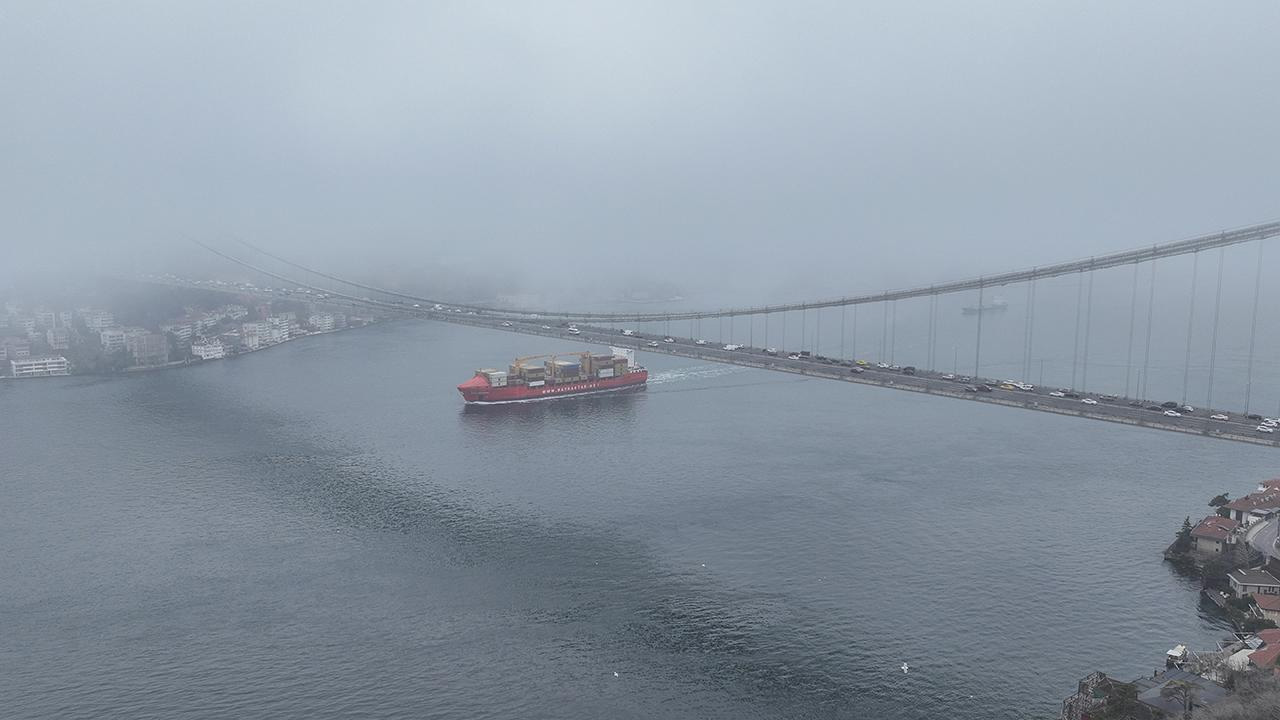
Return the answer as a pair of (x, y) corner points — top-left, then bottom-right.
(457, 369), (648, 404)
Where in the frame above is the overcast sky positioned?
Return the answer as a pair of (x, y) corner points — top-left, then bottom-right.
(3, 1), (1278, 302)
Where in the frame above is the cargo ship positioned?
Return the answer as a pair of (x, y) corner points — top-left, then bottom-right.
(457, 347), (647, 404)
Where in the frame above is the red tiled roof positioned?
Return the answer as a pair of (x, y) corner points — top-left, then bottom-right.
(1192, 515), (1239, 541)
(1261, 478), (1280, 490)
(1249, 629), (1280, 668)
(1225, 490), (1280, 513)
(1253, 594), (1280, 612)
(1252, 642), (1280, 669)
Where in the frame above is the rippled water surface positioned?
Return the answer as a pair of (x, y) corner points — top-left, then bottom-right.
(3, 320), (1276, 719)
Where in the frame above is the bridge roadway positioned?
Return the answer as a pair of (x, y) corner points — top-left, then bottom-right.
(433, 310), (1280, 448)
(122, 276), (1280, 446)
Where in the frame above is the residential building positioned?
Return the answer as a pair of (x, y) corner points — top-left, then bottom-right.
(79, 309), (115, 331)
(45, 327), (70, 350)
(1227, 567), (1280, 597)
(125, 332), (168, 366)
(309, 313), (335, 332)
(17, 317), (38, 338)
(2, 338), (31, 359)
(267, 316), (290, 342)
(100, 329), (127, 353)
(240, 332), (260, 351)
(1130, 667), (1229, 717)
(191, 339), (225, 360)
(58, 310), (73, 328)
(1223, 489), (1280, 525)
(1245, 628), (1280, 670)
(1253, 594), (1280, 624)
(1190, 515), (1239, 555)
(161, 323), (194, 342)
(34, 310), (56, 329)
(10, 356), (70, 378)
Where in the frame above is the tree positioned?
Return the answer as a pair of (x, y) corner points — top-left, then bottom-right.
(1210, 493), (1231, 507)
(1159, 678), (1198, 718)
(1175, 516), (1194, 554)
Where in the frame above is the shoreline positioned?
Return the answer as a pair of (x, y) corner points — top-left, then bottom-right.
(4, 321), (386, 380)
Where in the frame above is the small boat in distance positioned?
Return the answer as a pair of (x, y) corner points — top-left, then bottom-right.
(457, 347), (647, 404)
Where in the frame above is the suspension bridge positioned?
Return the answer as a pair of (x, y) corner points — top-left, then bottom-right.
(135, 218), (1280, 446)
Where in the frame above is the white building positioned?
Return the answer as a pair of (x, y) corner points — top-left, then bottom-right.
(191, 340), (225, 360)
(309, 313), (335, 332)
(100, 329), (127, 353)
(79, 309), (115, 331)
(267, 316), (291, 342)
(58, 310), (73, 328)
(161, 323), (194, 341)
(10, 356), (70, 378)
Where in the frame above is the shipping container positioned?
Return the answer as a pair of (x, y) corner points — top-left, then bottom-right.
(597, 368), (615, 379)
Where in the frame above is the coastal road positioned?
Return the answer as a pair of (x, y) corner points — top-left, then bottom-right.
(1249, 517), (1280, 562)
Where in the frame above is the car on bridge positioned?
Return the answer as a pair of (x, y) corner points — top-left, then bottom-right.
(1210, 414), (1229, 421)
(1081, 398), (1098, 405)
(663, 337), (675, 343)
(501, 321), (513, 327)
(1258, 425), (1275, 434)
(766, 348), (778, 355)
(1164, 410), (1182, 417)
(622, 329), (636, 336)
(695, 339), (707, 345)
(646, 340), (659, 347)
(1049, 390), (1065, 397)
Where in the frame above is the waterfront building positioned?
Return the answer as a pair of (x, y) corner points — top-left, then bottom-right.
(45, 327), (70, 351)
(1189, 515), (1239, 555)
(125, 332), (168, 365)
(240, 332), (260, 351)
(309, 313), (335, 332)
(1131, 668), (1229, 717)
(10, 356), (70, 378)
(267, 316), (291, 342)
(1227, 567), (1280, 597)
(100, 329), (127, 353)
(191, 339), (225, 360)
(1223, 489), (1280, 525)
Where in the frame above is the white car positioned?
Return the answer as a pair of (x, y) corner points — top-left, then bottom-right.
(567, 327), (581, 335)
(877, 362), (891, 369)
(646, 340), (659, 347)
(787, 354), (801, 360)
(723, 344), (742, 351)
(663, 337), (675, 343)
(1210, 414), (1229, 421)
(501, 321), (513, 327)
(541, 325), (551, 330)
(1258, 425), (1275, 434)
(1264, 418), (1279, 427)
(622, 329), (635, 337)
(1164, 410), (1182, 417)
(1081, 398), (1098, 405)
(694, 339), (707, 345)
(1049, 391), (1065, 398)
(941, 373), (956, 380)
(766, 348), (778, 355)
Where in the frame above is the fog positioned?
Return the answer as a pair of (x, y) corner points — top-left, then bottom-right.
(2, 1), (1279, 306)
